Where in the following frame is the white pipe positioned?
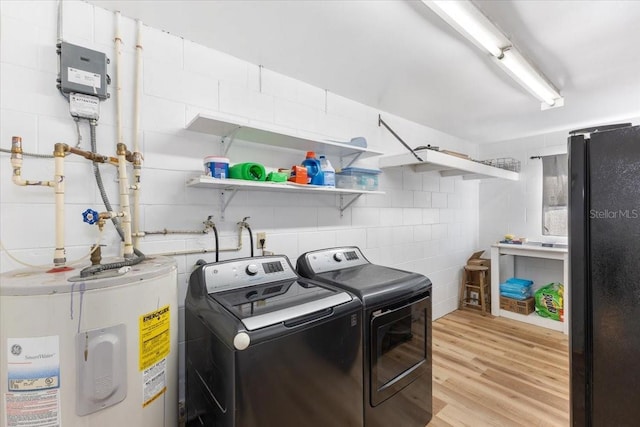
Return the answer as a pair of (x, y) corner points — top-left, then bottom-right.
(53, 147), (66, 266)
(132, 160), (142, 248)
(115, 11), (123, 147)
(151, 247), (240, 257)
(133, 20), (143, 153)
(132, 19), (143, 248)
(150, 223), (248, 257)
(117, 144), (134, 258)
(57, 0), (64, 43)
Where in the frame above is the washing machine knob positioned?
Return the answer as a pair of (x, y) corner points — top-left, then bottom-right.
(246, 264), (259, 275)
(333, 252), (344, 262)
(233, 332), (250, 351)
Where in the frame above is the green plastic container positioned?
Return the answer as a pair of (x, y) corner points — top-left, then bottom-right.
(229, 163), (266, 181)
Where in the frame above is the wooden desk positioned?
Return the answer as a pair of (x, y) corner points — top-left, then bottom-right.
(490, 243), (569, 334)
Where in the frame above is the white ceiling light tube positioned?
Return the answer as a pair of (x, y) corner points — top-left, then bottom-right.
(422, 0), (563, 109)
(422, 0), (510, 57)
(498, 48), (562, 107)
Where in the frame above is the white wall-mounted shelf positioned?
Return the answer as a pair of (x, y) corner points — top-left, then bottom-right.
(378, 149), (519, 181)
(186, 112), (384, 166)
(187, 176), (384, 218)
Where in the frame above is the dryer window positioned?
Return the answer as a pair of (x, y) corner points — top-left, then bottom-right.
(370, 296), (429, 406)
(377, 314), (424, 386)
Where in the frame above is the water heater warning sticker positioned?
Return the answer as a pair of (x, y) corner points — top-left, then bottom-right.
(5, 336), (61, 426)
(4, 390), (61, 427)
(139, 305), (170, 371)
(142, 358), (167, 408)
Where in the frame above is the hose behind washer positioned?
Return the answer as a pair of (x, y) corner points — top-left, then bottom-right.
(245, 224), (254, 258)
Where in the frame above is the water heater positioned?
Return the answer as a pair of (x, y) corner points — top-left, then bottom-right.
(0, 257), (178, 427)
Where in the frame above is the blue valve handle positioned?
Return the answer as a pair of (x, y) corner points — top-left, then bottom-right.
(82, 209), (99, 225)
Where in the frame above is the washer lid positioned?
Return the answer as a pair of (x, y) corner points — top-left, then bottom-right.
(211, 279), (352, 330)
(312, 264), (430, 307)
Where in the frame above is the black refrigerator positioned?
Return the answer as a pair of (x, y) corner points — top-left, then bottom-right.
(569, 124), (640, 426)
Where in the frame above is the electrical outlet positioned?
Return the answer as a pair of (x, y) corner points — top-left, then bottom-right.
(257, 232), (266, 249)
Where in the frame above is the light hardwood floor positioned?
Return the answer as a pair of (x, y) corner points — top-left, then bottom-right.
(430, 310), (569, 427)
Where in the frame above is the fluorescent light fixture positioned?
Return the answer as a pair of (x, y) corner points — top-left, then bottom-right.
(422, 0), (563, 108)
(498, 48), (562, 107)
(422, 0), (509, 57)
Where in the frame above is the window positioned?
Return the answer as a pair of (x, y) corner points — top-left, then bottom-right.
(542, 154), (568, 236)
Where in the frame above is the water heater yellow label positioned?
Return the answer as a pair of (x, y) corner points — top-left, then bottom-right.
(139, 305), (170, 371)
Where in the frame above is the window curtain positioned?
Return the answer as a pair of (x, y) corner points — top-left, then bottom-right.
(542, 154), (568, 236)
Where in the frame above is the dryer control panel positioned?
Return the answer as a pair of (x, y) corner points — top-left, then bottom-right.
(297, 247), (369, 274)
(203, 255), (298, 294)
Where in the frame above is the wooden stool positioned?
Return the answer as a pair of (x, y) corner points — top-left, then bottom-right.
(459, 265), (491, 315)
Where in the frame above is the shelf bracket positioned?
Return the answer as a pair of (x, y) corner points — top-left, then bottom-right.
(378, 114), (423, 162)
(222, 126), (243, 157)
(341, 151), (363, 169)
(339, 193), (363, 217)
(220, 188), (238, 220)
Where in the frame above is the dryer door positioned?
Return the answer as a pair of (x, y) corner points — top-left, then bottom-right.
(370, 294), (430, 406)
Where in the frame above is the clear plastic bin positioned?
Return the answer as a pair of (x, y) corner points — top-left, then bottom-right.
(336, 167), (381, 191)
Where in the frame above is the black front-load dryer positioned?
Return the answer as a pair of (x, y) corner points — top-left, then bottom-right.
(297, 247), (432, 427)
(186, 255), (363, 426)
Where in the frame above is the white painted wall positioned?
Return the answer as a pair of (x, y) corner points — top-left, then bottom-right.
(0, 1), (480, 403)
(478, 118), (640, 252)
(478, 130), (570, 251)
(478, 119), (639, 290)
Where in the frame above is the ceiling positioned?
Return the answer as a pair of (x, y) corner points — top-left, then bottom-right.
(89, 0), (640, 143)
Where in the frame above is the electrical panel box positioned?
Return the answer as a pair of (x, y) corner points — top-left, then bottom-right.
(58, 42), (109, 99)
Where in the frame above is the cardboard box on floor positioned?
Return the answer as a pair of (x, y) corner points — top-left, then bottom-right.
(466, 250), (491, 287)
(467, 250), (490, 268)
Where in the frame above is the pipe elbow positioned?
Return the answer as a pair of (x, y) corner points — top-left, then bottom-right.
(12, 175), (26, 186)
(54, 143), (69, 157)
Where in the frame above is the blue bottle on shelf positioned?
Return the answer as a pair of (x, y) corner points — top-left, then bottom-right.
(302, 151), (324, 185)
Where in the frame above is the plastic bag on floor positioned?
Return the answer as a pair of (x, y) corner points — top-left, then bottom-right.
(534, 283), (564, 321)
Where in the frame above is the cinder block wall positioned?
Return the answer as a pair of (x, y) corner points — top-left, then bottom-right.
(0, 0), (481, 403)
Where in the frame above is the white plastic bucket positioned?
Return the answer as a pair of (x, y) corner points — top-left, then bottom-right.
(203, 156), (229, 179)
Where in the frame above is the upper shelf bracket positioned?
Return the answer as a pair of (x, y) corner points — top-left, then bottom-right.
(341, 151), (363, 169)
(377, 115), (519, 181)
(378, 114), (423, 162)
(221, 126), (243, 157)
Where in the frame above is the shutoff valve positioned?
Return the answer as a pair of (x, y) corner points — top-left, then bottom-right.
(82, 209), (99, 225)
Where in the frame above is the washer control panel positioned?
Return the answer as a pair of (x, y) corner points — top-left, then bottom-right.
(300, 247), (369, 274)
(203, 255), (297, 294)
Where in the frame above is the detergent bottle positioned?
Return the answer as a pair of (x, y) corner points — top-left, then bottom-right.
(302, 151), (323, 185)
(319, 155), (335, 187)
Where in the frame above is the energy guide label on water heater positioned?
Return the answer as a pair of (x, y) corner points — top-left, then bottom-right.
(139, 306), (170, 407)
(4, 336), (61, 427)
(139, 305), (170, 370)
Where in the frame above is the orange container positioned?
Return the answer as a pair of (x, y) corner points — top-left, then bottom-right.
(288, 165), (308, 184)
